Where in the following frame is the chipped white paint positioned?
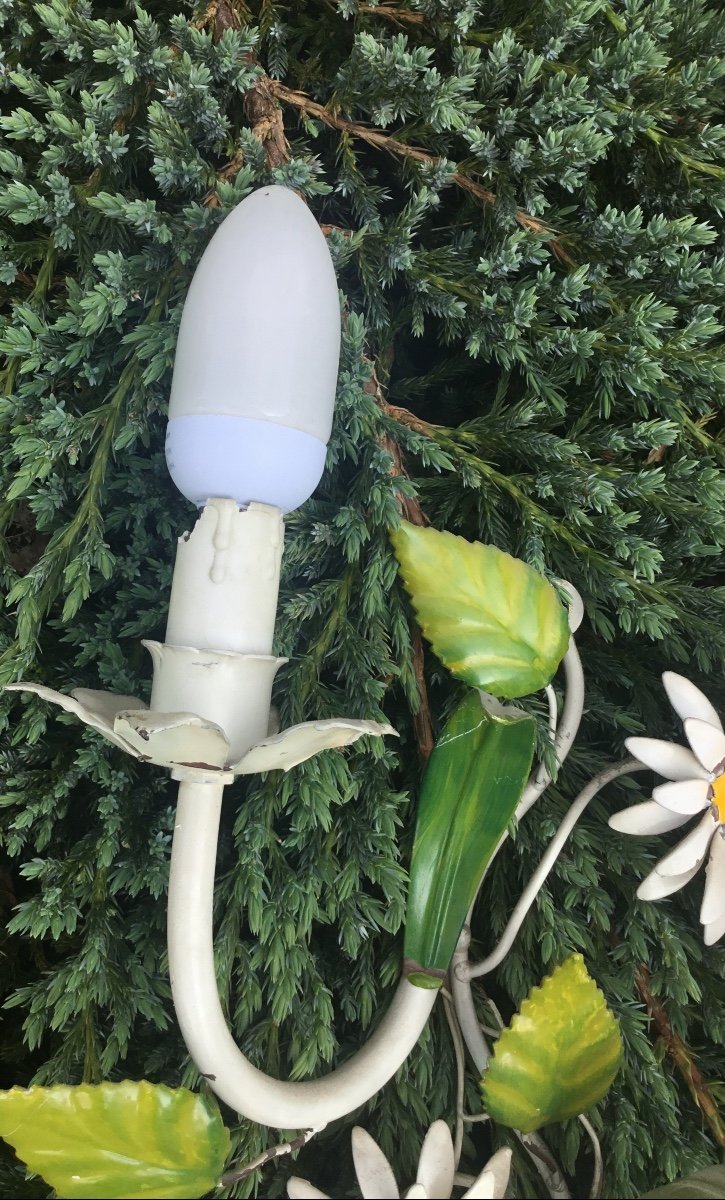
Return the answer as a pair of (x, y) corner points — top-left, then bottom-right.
(144, 641), (286, 763)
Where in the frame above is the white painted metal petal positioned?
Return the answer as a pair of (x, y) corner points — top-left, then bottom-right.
(113, 711), (230, 770)
(609, 801), (692, 836)
(683, 718), (725, 775)
(703, 910), (725, 946)
(230, 719), (397, 775)
(700, 830), (725, 925)
(662, 672), (722, 732)
(462, 1168), (495, 1199)
(286, 1179), (330, 1200)
(637, 861), (702, 901)
(4, 682), (141, 755)
(414, 1121), (455, 1199)
(651, 812), (717, 877)
(351, 1127), (400, 1200)
(625, 736), (708, 782)
(651, 779), (710, 814)
(403, 1185), (428, 1199)
(71, 687), (148, 722)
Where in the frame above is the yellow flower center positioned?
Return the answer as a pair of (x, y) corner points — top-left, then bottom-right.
(712, 773), (725, 823)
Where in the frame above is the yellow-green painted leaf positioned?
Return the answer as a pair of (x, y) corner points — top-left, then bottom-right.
(390, 522), (569, 699)
(640, 1166), (725, 1198)
(404, 693), (536, 985)
(481, 955), (622, 1132)
(0, 1081), (230, 1199)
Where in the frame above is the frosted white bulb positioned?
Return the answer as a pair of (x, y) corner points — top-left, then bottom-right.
(166, 186), (341, 512)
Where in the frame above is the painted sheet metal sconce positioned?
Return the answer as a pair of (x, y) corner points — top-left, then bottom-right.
(3, 186), (721, 1200)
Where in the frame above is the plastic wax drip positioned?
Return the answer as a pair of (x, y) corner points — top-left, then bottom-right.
(210, 502), (234, 584)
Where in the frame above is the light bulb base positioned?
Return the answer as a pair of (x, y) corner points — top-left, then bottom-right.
(165, 414), (328, 513)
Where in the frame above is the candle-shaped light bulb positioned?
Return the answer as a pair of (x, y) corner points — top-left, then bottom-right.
(166, 186), (341, 513)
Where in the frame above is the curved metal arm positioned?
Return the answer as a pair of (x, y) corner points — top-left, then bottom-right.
(449, 931), (572, 1200)
(461, 758), (644, 980)
(455, 631), (587, 977)
(449, 757), (643, 1200)
(168, 779), (437, 1129)
(515, 637), (586, 820)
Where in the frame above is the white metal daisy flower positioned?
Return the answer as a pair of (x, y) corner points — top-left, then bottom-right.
(287, 1121), (511, 1199)
(609, 672), (725, 945)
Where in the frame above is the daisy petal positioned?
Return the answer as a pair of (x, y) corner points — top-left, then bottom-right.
(287, 1180), (330, 1200)
(651, 779), (710, 815)
(625, 737), (708, 782)
(684, 719), (725, 775)
(701, 831), (725, 925)
(462, 1169), (495, 1200)
(662, 673), (722, 732)
(477, 1149), (512, 1199)
(415, 1121), (454, 1199)
(352, 1127), (400, 1200)
(653, 812), (717, 877)
(637, 861), (702, 901)
(704, 911), (725, 946)
(609, 801), (692, 836)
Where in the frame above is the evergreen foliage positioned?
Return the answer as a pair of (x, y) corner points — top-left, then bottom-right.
(1, 1), (724, 1195)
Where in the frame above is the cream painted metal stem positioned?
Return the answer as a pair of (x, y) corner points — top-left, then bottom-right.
(449, 932), (572, 1200)
(168, 779), (437, 1129)
(463, 758), (644, 980)
(516, 637), (586, 820)
(453, 633), (587, 987)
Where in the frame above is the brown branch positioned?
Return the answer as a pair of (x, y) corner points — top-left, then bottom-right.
(196, 3), (288, 204)
(204, 75), (290, 205)
(409, 627), (435, 762)
(191, 0), (219, 29)
(362, 360), (429, 532)
(385, 402), (440, 437)
(358, 3), (425, 25)
(219, 1127), (319, 1187)
(634, 964), (725, 1148)
(269, 81), (572, 261)
(206, 67), (571, 261)
(319, 223), (355, 238)
(192, 0), (252, 36)
(364, 362), (435, 763)
(243, 75), (292, 169)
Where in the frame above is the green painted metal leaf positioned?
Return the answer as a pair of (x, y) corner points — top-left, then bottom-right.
(640, 1166), (725, 1198)
(482, 955), (622, 1132)
(0, 1080), (230, 1199)
(404, 692), (536, 987)
(390, 521), (570, 699)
